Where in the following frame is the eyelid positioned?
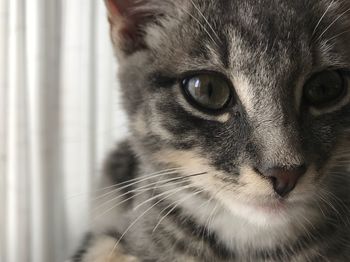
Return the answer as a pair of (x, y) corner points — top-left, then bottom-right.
(178, 69), (232, 83)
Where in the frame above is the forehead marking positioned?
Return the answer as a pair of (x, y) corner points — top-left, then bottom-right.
(232, 75), (255, 116)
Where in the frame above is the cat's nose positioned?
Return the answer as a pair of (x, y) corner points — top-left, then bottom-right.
(257, 165), (306, 197)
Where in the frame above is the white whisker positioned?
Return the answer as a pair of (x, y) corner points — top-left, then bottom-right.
(108, 185), (196, 259)
(176, 4), (219, 47)
(91, 179), (188, 215)
(68, 167), (182, 199)
(326, 29), (350, 43)
(133, 185), (192, 211)
(91, 172), (207, 220)
(316, 7), (350, 42)
(317, 190), (342, 219)
(152, 188), (205, 233)
(312, 0), (335, 37)
(189, 0), (221, 41)
(90, 170), (181, 202)
(90, 183), (192, 226)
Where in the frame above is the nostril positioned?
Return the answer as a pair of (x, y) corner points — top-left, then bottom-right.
(257, 165), (307, 197)
(271, 174), (296, 197)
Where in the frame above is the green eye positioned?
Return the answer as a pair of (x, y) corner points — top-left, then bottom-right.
(181, 73), (232, 112)
(303, 71), (347, 108)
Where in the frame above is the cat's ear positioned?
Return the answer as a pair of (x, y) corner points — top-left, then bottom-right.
(105, 0), (161, 54)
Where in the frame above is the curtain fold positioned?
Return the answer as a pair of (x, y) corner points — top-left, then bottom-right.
(0, 1), (127, 261)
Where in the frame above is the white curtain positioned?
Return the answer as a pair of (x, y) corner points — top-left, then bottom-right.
(0, 1), (127, 262)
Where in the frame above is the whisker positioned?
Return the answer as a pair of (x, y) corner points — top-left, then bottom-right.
(91, 172), (208, 223)
(319, 188), (350, 215)
(199, 185), (233, 251)
(312, 0), (335, 37)
(91, 179), (189, 215)
(317, 190), (342, 219)
(108, 184), (197, 259)
(90, 191), (144, 224)
(176, 4), (220, 47)
(67, 167), (182, 199)
(314, 198), (327, 218)
(189, 0), (221, 41)
(204, 201), (219, 231)
(133, 185), (194, 211)
(198, 184), (229, 210)
(90, 182), (190, 225)
(316, 7), (350, 42)
(152, 184), (227, 249)
(199, 185), (229, 246)
(294, 215), (314, 243)
(152, 188), (205, 233)
(90, 169), (182, 202)
(331, 158), (350, 165)
(326, 29), (350, 43)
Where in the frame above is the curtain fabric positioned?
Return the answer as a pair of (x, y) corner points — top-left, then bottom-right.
(0, 1), (126, 262)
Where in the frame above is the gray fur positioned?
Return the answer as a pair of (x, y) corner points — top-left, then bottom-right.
(74, 0), (350, 261)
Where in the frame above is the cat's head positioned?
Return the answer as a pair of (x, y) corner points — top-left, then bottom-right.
(106, 0), (350, 226)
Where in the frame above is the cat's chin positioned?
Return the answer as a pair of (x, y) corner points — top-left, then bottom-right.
(250, 200), (287, 214)
(223, 198), (299, 228)
(198, 197), (317, 250)
(242, 205), (287, 227)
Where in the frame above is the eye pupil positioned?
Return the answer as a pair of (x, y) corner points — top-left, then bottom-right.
(304, 71), (346, 108)
(182, 73), (232, 112)
(207, 83), (214, 99)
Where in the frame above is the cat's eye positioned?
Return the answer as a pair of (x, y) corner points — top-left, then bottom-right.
(181, 73), (232, 112)
(303, 71), (348, 108)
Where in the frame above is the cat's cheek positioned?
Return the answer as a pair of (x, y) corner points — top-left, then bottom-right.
(130, 101), (177, 142)
(149, 148), (233, 190)
(238, 166), (274, 196)
(287, 165), (321, 201)
(149, 149), (274, 198)
(131, 112), (148, 137)
(150, 149), (213, 175)
(148, 149), (320, 228)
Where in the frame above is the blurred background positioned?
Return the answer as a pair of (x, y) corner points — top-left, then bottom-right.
(0, 0), (127, 261)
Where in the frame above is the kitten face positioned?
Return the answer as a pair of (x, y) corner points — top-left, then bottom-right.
(108, 0), (350, 225)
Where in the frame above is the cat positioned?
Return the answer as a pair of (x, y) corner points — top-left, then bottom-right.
(72, 0), (350, 261)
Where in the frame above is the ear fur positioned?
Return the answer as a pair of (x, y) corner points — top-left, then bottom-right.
(105, 0), (162, 54)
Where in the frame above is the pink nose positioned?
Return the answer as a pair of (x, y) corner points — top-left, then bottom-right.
(258, 165), (306, 197)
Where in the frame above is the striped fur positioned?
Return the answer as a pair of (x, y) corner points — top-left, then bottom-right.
(73, 0), (350, 261)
